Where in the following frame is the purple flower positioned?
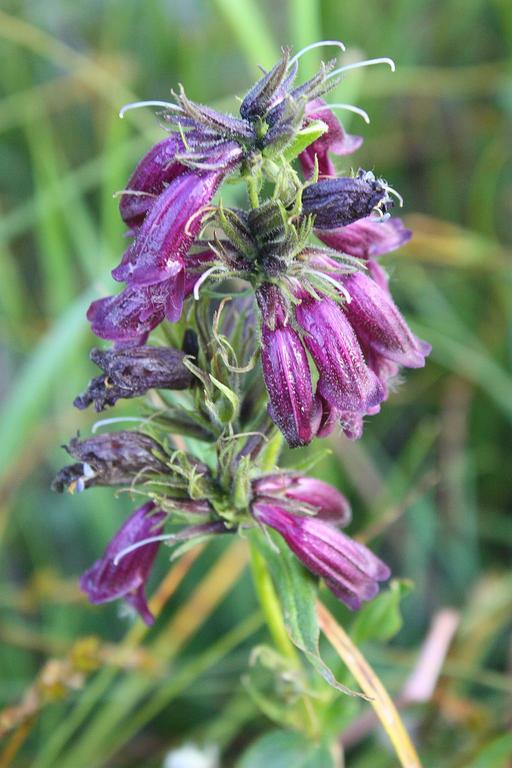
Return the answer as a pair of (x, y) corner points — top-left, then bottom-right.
(295, 293), (384, 414)
(256, 285), (314, 448)
(112, 169), (227, 287)
(341, 271), (430, 368)
(299, 99), (363, 179)
(80, 502), (165, 625)
(87, 250), (214, 343)
(301, 171), (392, 229)
(252, 502), (390, 610)
(253, 473), (351, 525)
(119, 135), (187, 228)
(316, 216), (412, 259)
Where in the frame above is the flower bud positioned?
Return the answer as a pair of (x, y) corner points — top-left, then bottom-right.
(302, 171), (391, 229)
(254, 473), (351, 525)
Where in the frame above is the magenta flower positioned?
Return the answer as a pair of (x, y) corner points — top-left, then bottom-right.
(80, 502), (165, 625)
(253, 473), (351, 525)
(257, 285), (314, 448)
(252, 502), (390, 610)
(316, 216), (411, 260)
(295, 293), (384, 413)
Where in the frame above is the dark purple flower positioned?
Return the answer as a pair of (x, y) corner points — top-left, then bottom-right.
(316, 216), (412, 259)
(80, 501), (165, 625)
(112, 170), (226, 287)
(295, 293), (384, 414)
(299, 99), (363, 179)
(341, 271), (430, 368)
(87, 250), (214, 343)
(252, 502), (390, 610)
(301, 171), (392, 230)
(253, 473), (351, 525)
(119, 135), (187, 228)
(74, 346), (194, 412)
(52, 431), (170, 493)
(256, 285), (314, 448)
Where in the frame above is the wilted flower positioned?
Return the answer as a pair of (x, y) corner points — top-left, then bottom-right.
(52, 431), (171, 493)
(252, 502), (390, 610)
(74, 346), (194, 412)
(80, 501), (165, 625)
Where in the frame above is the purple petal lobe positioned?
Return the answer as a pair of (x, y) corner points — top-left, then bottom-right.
(80, 502), (165, 625)
(317, 216), (412, 259)
(87, 280), (173, 342)
(254, 474), (351, 526)
(295, 295), (384, 413)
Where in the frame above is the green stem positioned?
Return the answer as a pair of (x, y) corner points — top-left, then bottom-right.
(249, 541), (299, 663)
(246, 175), (260, 209)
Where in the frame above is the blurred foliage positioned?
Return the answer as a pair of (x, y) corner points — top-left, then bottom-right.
(0, 0), (511, 766)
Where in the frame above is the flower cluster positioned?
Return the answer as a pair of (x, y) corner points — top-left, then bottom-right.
(54, 42), (430, 626)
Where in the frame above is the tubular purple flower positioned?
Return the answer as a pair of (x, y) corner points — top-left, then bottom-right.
(79, 502), (166, 625)
(253, 474), (351, 525)
(252, 503), (390, 610)
(87, 278), (171, 342)
(316, 216), (412, 259)
(119, 135), (186, 228)
(299, 98), (363, 178)
(341, 271), (430, 368)
(295, 294), (384, 413)
(112, 171), (222, 287)
(301, 172), (391, 230)
(257, 285), (314, 448)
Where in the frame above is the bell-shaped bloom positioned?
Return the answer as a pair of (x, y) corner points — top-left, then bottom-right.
(119, 135), (187, 228)
(295, 294), (384, 414)
(74, 346), (194, 412)
(253, 473), (351, 526)
(317, 216), (412, 259)
(112, 170), (226, 287)
(341, 271), (430, 368)
(257, 285), (314, 448)
(87, 250), (214, 343)
(299, 99), (363, 179)
(301, 172), (390, 230)
(80, 502), (166, 625)
(252, 502), (390, 610)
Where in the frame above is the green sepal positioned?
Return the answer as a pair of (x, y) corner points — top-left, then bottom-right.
(283, 120), (328, 162)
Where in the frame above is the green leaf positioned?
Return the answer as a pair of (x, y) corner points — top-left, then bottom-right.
(254, 529), (358, 696)
(466, 733), (512, 768)
(237, 729), (336, 768)
(283, 120), (328, 162)
(209, 373), (239, 422)
(350, 579), (414, 645)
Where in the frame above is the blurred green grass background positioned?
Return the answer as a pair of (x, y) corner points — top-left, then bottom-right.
(0, 0), (511, 766)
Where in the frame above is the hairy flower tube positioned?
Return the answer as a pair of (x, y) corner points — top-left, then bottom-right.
(54, 41), (429, 632)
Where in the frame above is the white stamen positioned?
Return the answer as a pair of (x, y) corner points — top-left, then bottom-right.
(112, 189), (157, 199)
(92, 416), (149, 434)
(119, 100), (183, 119)
(113, 533), (177, 565)
(326, 57), (396, 82)
(288, 40), (346, 68)
(312, 103), (370, 124)
(383, 184), (403, 207)
(193, 266), (228, 300)
(306, 268), (352, 303)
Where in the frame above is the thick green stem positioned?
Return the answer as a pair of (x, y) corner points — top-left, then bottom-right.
(249, 541), (299, 663)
